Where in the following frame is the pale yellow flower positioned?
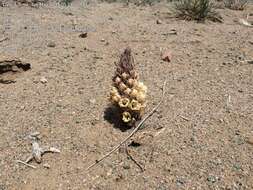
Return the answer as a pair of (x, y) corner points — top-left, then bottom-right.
(118, 97), (130, 108)
(129, 99), (141, 111)
(122, 111), (131, 123)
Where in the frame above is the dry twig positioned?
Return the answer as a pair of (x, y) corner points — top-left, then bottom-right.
(179, 115), (190, 121)
(86, 80), (167, 172)
(125, 147), (144, 172)
(16, 160), (37, 169)
(0, 37), (8, 43)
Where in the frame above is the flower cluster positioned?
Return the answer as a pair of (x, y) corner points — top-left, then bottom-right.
(109, 48), (147, 126)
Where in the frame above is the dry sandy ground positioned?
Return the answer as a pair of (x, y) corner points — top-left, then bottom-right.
(0, 1), (253, 189)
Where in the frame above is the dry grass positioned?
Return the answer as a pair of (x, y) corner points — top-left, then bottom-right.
(174, 0), (223, 22)
(224, 0), (248, 10)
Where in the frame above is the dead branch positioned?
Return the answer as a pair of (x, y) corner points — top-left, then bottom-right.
(85, 80), (167, 172)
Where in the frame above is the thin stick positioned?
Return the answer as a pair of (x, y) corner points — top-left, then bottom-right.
(125, 148), (144, 172)
(85, 80), (167, 172)
(16, 160), (37, 169)
(0, 37), (8, 43)
(179, 115), (190, 121)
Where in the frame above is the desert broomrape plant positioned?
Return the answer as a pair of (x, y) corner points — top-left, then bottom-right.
(109, 47), (147, 126)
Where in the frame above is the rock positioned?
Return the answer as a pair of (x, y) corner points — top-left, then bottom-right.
(79, 32), (88, 38)
(161, 50), (172, 62)
(233, 163), (241, 170)
(63, 12), (74, 16)
(248, 60), (253, 64)
(162, 29), (177, 36)
(128, 140), (141, 147)
(40, 77), (48, 84)
(30, 131), (40, 138)
(123, 165), (130, 169)
(176, 178), (184, 186)
(114, 174), (123, 182)
(0, 56), (31, 83)
(156, 19), (162, 24)
(207, 176), (216, 183)
(101, 38), (105, 42)
(47, 42), (56, 48)
(107, 168), (113, 176)
(246, 136), (253, 145)
(43, 163), (50, 169)
(89, 98), (96, 104)
(169, 29), (177, 35)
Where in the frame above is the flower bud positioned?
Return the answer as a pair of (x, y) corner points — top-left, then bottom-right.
(127, 78), (134, 86)
(114, 76), (121, 84)
(136, 82), (147, 93)
(136, 92), (146, 103)
(122, 72), (129, 80)
(111, 94), (120, 103)
(124, 88), (131, 96)
(119, 82), (127, 91)
(130, 89), (138, 98)
(110, 87), (119, 96)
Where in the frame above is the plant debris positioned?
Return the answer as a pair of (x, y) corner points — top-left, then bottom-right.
(16, 132), (60, 169)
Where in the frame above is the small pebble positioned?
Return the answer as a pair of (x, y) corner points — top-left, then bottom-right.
(47, 42), (56, 48)
(107, 168), (113, 176)
(156, 19), (162, 24)
(246, 136), (253, 145)
(79, 33), (88, 38)
(176, 178), (184, 186)
(63, 12), (73, 16)
(169, 29), (177, 35)
(40, 77), (48, 84)
(89, 98), (96, 104)
(115, 174), (123, 182)
(123, 165), (130, 170)
(43, 163), (50, 169)
(30, 131), (40, 137)
(233, 163), (241, 170)
(207, 176), (216, 183)
(161, 50), (172, 62)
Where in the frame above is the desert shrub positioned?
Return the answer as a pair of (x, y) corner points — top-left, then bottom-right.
(100, 0), (161, 5)
(60, 0), (73, 6)
(174, 0), (222, 22)
(136, 0), (161, 6)
(224, 0), (248, 10)
(100, 0), (118, 2)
